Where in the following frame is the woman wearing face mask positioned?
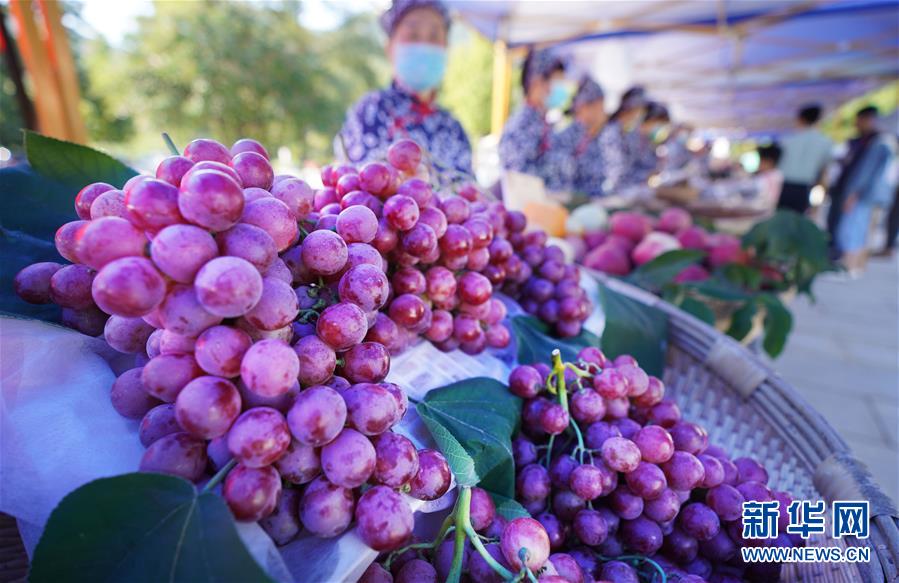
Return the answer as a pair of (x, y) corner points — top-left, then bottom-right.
(601, 86), (649, 192)
(548, 77), (623, 197)
(336, 0), (471, 179)
(627, 101), (670, 185)
(498, 48), (570, 184)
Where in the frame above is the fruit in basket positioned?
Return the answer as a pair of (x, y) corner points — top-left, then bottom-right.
(13, 134), (600, 555)
(486, 348), (801, 582)
(631, 232), (681, 266)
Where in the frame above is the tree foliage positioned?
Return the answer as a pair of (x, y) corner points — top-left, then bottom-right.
(440, 27), (494, 140)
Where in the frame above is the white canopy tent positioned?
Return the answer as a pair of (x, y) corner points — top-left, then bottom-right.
(447, 0), (899, 135)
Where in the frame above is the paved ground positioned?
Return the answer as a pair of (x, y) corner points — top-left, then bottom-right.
(775, 252), (899, 505)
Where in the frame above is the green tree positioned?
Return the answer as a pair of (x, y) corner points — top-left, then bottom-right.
(440, 27), (494, 140)
(79, 0), (385, 162)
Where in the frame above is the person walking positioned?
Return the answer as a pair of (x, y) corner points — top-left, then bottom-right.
(831, 106), (897, 273)
(777, 104), (833, 214)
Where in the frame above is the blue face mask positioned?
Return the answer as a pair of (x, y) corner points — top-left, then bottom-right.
(546, 81), (570, 110)
(394, 43), (447, 93)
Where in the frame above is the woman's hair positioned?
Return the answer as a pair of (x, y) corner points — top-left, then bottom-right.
(521, 48), (566, 95)
(610, 86), (647, 121)
(643, 101), (670, 124)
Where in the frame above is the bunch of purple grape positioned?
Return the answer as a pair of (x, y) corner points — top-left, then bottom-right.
(501, 348), (801, 582)
(12, 137), (455, 549)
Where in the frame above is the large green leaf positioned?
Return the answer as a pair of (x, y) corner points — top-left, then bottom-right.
(688, 278), (752, 302)
(758, 294), (793, 358)
(510, 315), (601, 366)
(416, 378), (521, 497)
(30, 473), (274, 583)
(726, 300), (758, 342)
(627, 249), (705, 290)
(597, 284), (668, 377)
(677, 297), (716, 327)
(25, 131), (139, 189)
(0, 164), (75, 322)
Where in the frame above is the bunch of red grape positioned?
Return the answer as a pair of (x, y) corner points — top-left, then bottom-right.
(12, 137), (459, 549)
(499, 348), (800, 582)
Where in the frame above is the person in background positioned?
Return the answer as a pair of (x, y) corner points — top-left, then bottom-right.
(548, 77), (623, 197)
(749, 143), (785, 215)
(601, 86), (649, 192)
(663, 124), (694, 171)
(831, 105), (897, 273)
(777, 103), (833, 214)
(873, 183), (899, 258)
(628, 101), (670, 185)
(336, 0), (472, 180)
(498, 48), (569, 185)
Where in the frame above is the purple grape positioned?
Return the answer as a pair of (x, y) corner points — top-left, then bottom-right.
(549, 455), (578, 489)
(343, 383), (398, 436)
(372, 432), (419, 488)
(601, 437), (641, 473)
(292, 335), (337, 387)
(274, 439), (321, 484)
(223, 463), (281, 522)
(573, 509), (609, 547)
(584, 421), (622, 449)
(301, 230), (348, 276)
(670, 422), (709, 455)
(536, 512), (567, 551)
(517, 463), (552, 502)
(706, 483), (745, 521)
(139, 404), (180, 447)
(569, 389), (605, 423)
(139, 432), (207, 482)
(598, 560), (639, 583)
(634, 425), (675, 464)
(678, 502), (721, 541)
(698, 454), (725, 488)
(316, 301), (367, 350)
(734, 457), (769, 484)
(643, 488), (681, 523)
(608, 485), (644, 520)
(260, 488), (301, 546)
(355, 485), (413, 551)
(552, 490), (586, 522)
(501, 517), (550, 572)
(466, 542), (508, 583)
(287, 385), (346, 446)
(625, 461), (668, 500)
(470, 487), (497, 532)
(569, 464), (604, 501)
(620, 515), (663, 554)
(663, 527), (699, 563)
(661, 451), (705, 490)
(320, 428), (375, 488)
(299, 476), (354, 537)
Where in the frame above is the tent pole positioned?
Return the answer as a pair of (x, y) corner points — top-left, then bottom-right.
(38, 0), (87, 143)
(491, 39), (511, 136)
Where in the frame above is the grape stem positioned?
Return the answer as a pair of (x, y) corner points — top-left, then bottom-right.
(445, 487), (470, 583)
(161, 132), (179, 156)
(549, 350), (587, 463)
(201, 458), (237, 494)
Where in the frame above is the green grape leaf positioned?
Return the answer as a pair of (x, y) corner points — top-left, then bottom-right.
(25, 131), (139, 189)
(726, 301), (758, 341)
(627, 249), (705, 290)
(597, 284), (668, 376)
(510, 315), (601, 366)
(30, 473), (274, 583)
(678, 297), (716, 326)
(416, 378), (521, 497)
(758, 294), (793, 358)
(489, 493), (530, 521)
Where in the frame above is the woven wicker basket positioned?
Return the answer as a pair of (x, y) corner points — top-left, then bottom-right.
(2, 276), (896, 583)
(592, 270), (899, 582)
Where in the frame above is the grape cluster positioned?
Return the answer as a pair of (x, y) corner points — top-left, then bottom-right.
(13, 137), (458, 550)
(500, 348), (801, 582)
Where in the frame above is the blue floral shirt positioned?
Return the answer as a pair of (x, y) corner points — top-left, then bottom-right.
(595, 121), (629, 193)
(499, 105), (569, 187)
(548, 121), (625, 196)
(336, 81), (473, 182)
(628, 130), (659, 184)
